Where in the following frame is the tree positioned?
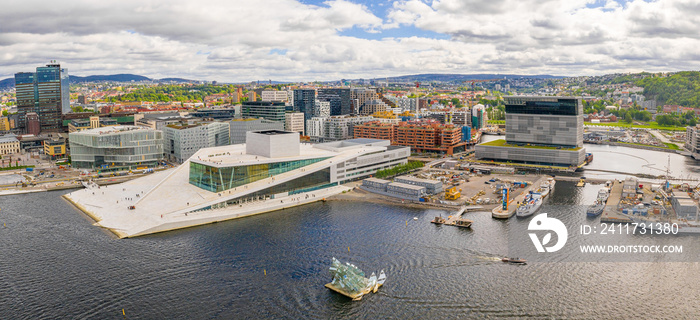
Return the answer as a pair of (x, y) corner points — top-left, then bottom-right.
(623, 112), (633, 124)
(1, 110), (7, 117)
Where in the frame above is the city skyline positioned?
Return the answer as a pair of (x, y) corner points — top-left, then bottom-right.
(1, 0), (699, 82)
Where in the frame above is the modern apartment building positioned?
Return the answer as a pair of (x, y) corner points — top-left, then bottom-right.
(354, 120), (467, 155)
(475, 96), (586, 166)
(284, 112), (305, 135)
(261, 90), (289, 102)
(163, 121), (230, 163)
(323, 115), (374, 141)
(314, 100), (331, 118)
(69, 126), (164, 169)
(317, 88), (351, 115)
(686, 125), (700, 159)
(241, 101), (286, 122)
(306, 117), (326, 138)
(359, 99), (389, 115)
(15, 63), (70, 133)
(352, 121), (394, 141)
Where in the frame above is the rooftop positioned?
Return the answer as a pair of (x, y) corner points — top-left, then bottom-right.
(0, 134), (19, 143)
(479, 139), (582, 151)
(388, 182), (426, 191)
(70, 125), (157, 135)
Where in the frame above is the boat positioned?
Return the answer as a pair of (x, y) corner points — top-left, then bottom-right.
(586, 200), (605, 217)
(454, 218), (473, 228)
(325, 258), (386, 300)
(537, 184), (550, 198)
(597, 187), (610, 203)
(576, 178), (586, 187)
(431, 216), (446, 224)
(502, 257), (527, 264)
(516, 192), (543, 218)
(538, 178), (556, 198)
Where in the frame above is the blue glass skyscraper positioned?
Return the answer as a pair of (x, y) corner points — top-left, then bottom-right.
(15, 62), (70, 133)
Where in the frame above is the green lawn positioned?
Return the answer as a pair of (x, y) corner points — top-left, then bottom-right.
(584, 121), (687, 131)
(479, 139), (581, 151)
(664, 143), (681, 150)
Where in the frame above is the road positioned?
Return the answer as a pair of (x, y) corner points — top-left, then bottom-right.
(649, 129), (684, 148)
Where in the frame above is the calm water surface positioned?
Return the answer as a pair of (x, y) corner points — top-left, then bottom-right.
(1, 144), (700, 319)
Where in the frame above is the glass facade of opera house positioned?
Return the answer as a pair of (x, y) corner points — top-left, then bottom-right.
(189, 157), (330, 192)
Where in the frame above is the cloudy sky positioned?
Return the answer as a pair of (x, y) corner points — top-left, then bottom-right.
(1, 0), (699, 82)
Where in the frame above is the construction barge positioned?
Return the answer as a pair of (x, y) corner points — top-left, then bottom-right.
(431, 206), (473, 228)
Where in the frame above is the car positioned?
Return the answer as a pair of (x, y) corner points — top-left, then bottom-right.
(484, 181), (490, 184)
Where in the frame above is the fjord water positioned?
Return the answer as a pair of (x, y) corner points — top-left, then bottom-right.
(1, 144), (699, 319)
(1, 187), (699, 319)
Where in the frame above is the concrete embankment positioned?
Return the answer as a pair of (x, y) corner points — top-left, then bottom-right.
(492, 176), (547, 219)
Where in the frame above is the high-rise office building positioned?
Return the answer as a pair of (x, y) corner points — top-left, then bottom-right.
(476, 96), (586, 166)
(15, 63), (70, 133)
(317, 88), (351, 116)
(241, 101), (286, 122)
(293, 89), (316, 120)
(163, 121), (230, 163)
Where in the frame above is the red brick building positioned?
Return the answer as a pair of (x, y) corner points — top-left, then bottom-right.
(354, 120), (466, 154)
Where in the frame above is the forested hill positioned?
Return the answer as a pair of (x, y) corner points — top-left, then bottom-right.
(613, 71), (700, 107)
(636, 71), (700, 107)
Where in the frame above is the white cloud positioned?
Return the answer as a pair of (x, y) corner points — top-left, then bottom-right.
(0, 0), (699, 81)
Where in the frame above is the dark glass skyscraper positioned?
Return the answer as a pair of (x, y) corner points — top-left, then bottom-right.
(15, 63), (70, 133)
(293, 89), (316, 120)
(317, 88), (351, 116)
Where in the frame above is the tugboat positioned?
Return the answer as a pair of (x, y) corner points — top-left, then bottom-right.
(502, 257), (527, 264)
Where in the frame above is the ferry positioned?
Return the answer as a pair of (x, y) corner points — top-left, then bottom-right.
(516, 192), (543, 218)
(586, 200), (605, 217)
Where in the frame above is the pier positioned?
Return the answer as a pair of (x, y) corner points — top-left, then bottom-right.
(431, 206), (473, 228)
(600, 179), (633, 223)
(492, 176), (547, 219)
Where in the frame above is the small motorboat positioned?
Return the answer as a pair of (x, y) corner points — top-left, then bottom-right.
(501, 257), (527, 264)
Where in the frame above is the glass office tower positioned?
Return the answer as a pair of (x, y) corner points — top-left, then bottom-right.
(293, 89), (316, 120)
(15, 63), (70, 133)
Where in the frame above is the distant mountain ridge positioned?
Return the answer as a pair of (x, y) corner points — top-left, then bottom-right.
(0, 72), (564, 89)
(70, 74), (151, 83)
(377, 73), (564, 82)
(0, 73), (199, 89)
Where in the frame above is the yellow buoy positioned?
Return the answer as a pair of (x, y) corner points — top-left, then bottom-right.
(347, 246), (350, 253)
(264, 269), (266, 276)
